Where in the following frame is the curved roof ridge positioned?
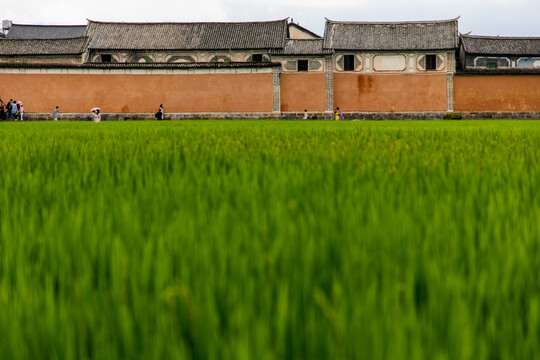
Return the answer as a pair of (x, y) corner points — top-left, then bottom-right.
(86, 18), (289, 25)
(324, 17), (459, 25)
(462, 34), (540, 40)
(10, 23), (86, 27)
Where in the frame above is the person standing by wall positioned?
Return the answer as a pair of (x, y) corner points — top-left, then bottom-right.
(54, 106), (62, 121)
(19, 103), (24, 121)
(93, 109), (101, 123)
(155, 104), (164, 120)
(303, 109), (308, 120)
(335, 107), (344, 121)
(11, 100), (18, 121)
(6, 99), (12, 120)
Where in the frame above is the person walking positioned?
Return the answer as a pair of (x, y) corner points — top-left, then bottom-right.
(303, 109), (308, 120)
(335, 107), (344, 121)
(54, 106), (62, 121)
(155, 104), (164, 120)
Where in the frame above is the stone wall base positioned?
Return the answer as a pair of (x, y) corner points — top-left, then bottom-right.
(457, 111), (540, 119)
(20, 112), (282, 121)
(10, 111), (540, 122)
(280, 112), (447, 120)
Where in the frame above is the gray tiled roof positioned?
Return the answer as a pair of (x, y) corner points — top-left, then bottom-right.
(0, 37), (88, 55)
(324, 19), (458, 51)
(85, 20), (288, 50)
(6, 24), (87, 39)
(461, 35), (540, 56)
(270, 39), (331, 55)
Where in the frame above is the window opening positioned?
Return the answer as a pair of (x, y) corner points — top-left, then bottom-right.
(344, 55), (355, 71)
(426, 54), (437, 70)
(487, 59), (498, 69)
(297, 60), (308, 72)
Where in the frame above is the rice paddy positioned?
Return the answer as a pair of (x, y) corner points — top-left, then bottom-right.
(0, 120), (539, 359)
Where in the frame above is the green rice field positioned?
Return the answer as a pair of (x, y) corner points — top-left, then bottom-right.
(0, 120), (539, 359)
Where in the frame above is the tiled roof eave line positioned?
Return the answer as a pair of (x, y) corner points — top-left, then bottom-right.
(0, 63), (281, 70)
(1, 36), (89, 41)
(271, 53), (332, 56)
(327, 47), (458, 51)
(0, 62), (283, 69)
(457, 68), (540, 75)
(466, 52), (540, 56)
(0, 53), (85, 56)
(86, 47), (284, 51)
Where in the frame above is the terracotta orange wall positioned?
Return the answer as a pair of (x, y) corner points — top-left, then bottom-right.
(454, 75), (540, 111)
(280, 73), (326, 112)
(0, 73), (273, 113)
(333, 73), (447, 112)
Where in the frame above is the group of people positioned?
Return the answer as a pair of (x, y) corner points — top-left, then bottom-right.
(54, 105), (100, 122)
(2, 102), (345, 122)
(2, 102), (159, 122)
(1, 99), (25, 121)
(302, 107), (345, 121)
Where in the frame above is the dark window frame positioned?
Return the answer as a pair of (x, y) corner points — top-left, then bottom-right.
(344, 55), (355, 71)
(251, 54), (263, 62)
(486, 59), (498, 69)
(101, 54), (112, 63)
(297, 59), (309, 72)
(425, 54), (437, 70)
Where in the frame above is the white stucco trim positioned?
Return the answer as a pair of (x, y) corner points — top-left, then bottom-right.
(0, 67), (276, 75)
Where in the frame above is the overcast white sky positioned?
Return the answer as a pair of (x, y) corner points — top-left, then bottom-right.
(3, 0), (540, 37)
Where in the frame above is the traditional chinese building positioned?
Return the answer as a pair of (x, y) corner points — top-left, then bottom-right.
(0, 18), (539, 120)
(454, 35), (540, 116)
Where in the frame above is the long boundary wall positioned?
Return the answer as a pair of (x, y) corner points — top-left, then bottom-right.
(280, 73), (326, 112)
(333, 73), (448, 112)
(0, 67), (276, 114)
(454, 75), (540, 112)
(2, 65), (540, 120)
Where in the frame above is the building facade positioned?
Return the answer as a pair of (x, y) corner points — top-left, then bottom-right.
(0, 18), (539, 120)
(455, 35), (540, 116)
